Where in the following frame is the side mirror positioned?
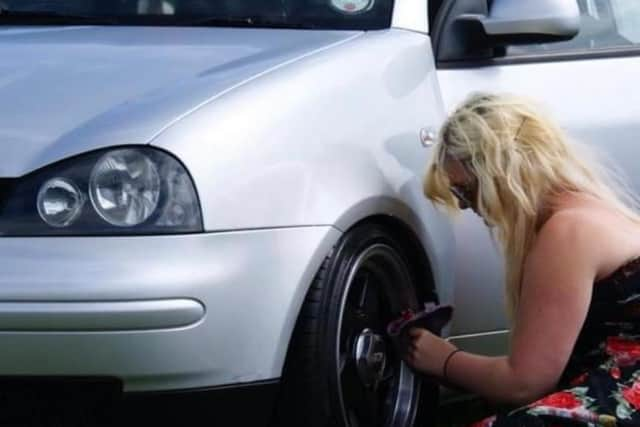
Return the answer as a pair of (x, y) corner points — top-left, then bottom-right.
(458, 0), (580, 44)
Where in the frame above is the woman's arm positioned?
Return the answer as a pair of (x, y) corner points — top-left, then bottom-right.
(407, 211), (603, 405)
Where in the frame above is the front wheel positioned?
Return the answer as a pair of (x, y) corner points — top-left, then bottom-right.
(274, 224), (438, 427)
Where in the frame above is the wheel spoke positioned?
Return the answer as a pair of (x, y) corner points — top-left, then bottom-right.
(375, 359), (398, 424)
(341, 304), (365, 351)
(379, 365), (396, 383)
(357, 271), (370, 309)
(382, 383), (396, 423)
(358, 273), (383, 320)
(344, 381), (378, 426)
(366, 386), (381, 426)
(347, 409), (361, 427)
(341, 363), (361, 404)
(344, 363), (383, 425)
(339, 352), (350, 375)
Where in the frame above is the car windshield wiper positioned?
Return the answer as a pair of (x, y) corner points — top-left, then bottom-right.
(184, 15), (316, 30)
(0, 7), (117, 25)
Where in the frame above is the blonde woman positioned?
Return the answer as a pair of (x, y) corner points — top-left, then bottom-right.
(411, 93), (640, 426)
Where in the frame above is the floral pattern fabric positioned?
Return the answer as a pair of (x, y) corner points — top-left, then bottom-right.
(471, 257), (640, 427)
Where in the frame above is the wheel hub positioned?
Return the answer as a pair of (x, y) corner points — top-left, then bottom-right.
(353, 328), (387, 388)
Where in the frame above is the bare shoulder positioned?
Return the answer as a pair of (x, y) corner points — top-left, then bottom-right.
(536, 208), (609, 249)
(527, 208), (612, 279)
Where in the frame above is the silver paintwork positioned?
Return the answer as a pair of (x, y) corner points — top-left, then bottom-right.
(0, 227), (338, 391)
(0, 299), (204, 331)
(0, 27), (360, 176)
(150, 29), (456, 305)
(0, 0), (616, 403)
(0, 20), (454, 393)
(463, 0), (580, 37)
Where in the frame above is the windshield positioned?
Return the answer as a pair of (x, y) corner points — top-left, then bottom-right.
(0, 0), (394, 30)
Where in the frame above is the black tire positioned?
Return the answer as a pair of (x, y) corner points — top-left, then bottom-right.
(273, 223), (439, 427)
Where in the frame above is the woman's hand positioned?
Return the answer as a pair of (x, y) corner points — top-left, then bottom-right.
(405, 327), (458, 378)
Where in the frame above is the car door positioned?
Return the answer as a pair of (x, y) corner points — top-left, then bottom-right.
(433, 0), (640, 358)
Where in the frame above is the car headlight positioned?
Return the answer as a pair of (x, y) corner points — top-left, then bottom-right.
(37, 178), (86, 228)
(89, 149), (162, 227)
(0, 147), (203, 236)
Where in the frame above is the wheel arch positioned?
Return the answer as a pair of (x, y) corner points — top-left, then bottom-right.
(281, 209), (442, 367)
(273, 213), (442, 425)
(352, 214), (438, 304)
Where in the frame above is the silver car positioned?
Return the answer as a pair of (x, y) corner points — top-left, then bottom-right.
(0, 0), (638, 426)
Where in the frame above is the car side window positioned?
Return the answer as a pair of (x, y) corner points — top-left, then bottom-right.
(506, 0), (640, 57)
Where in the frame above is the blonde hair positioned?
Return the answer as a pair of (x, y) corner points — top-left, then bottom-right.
(424, 92), (640, 321)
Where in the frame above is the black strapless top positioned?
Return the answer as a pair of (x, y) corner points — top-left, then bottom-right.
(561, 256), (640, 385)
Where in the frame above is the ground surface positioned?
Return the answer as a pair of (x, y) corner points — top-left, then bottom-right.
(438, 397), (515, 427)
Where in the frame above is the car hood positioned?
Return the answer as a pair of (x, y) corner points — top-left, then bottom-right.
(0, 26), (360, 177)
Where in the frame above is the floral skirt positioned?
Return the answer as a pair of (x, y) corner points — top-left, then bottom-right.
(470, 338), (640, 427)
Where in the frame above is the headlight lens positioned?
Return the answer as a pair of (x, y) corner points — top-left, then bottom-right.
(0, 147), (203, 236)
(90, 149), (161, 227)
(36, 178), (85, 227)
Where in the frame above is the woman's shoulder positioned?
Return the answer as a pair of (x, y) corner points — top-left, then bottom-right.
(536, 206), (609, 245)
(539, 192), (632, 238)
(534, 199), (640, 281)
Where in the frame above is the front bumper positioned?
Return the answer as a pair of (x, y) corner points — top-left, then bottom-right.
(0, 226), (339, 392)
